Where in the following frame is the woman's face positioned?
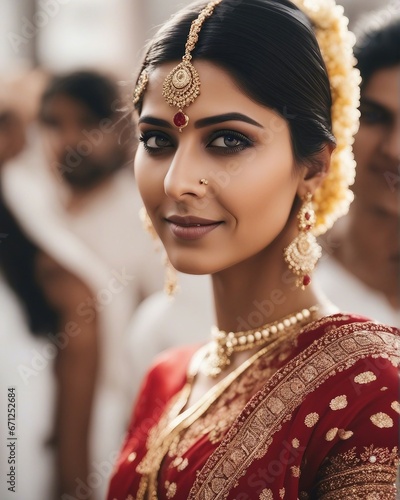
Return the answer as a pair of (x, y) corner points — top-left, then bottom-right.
(135, 61), (303, 275)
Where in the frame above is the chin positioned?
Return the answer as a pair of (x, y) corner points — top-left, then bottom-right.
(170, 259), (213, 276)
(167, 250), (221, 276)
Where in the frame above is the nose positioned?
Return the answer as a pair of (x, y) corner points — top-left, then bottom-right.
(164, 144), (208, 200)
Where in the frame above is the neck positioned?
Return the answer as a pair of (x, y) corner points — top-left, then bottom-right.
(211, 239), (327, 333)
(63, 176), (112, 211)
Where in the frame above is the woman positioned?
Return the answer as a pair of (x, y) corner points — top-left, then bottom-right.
(108, 0), (400, 498)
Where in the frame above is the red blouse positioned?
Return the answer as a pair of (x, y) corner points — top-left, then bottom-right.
(108, 314), (400, 499)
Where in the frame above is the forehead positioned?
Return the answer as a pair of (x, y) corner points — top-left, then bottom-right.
(41, 94), (103, 128)
(139, 60), (282, 125)
(363, 65), (400, 113)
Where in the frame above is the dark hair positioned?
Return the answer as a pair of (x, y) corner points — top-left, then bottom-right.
(40, 70), (119, 120)
(0, 197), (59, 336)
(138, 0), (335, 170)
(354, 14), (400, 89)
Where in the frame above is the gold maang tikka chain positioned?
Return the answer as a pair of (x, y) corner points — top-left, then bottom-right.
(132, 1), (223, 130)
(201, 305), (319, 377)
(162, 0), (223, 131)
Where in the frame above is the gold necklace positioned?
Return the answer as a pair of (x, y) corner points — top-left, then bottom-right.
(201, 305), (319, 377)
(136, 335), (295, 500)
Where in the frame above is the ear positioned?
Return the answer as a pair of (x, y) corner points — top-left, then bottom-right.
(297, 143), (335, 198)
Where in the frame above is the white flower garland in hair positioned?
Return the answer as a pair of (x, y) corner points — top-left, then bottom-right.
(291, 0), (362, 236)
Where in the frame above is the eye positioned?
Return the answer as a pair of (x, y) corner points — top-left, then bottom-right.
(41, 116), (61, 129)
(139, 132), (174, 152)
(208, 130), (253, 153)
(359, 104), (391, 126)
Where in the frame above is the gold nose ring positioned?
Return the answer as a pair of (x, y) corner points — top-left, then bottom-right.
(199, 178), (209, 185)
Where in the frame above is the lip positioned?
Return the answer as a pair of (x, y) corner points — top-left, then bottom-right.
(165, 215), (222, 240)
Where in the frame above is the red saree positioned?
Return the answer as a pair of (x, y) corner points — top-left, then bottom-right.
(108, 314), (400, 499)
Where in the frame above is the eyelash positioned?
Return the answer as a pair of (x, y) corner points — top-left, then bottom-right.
(208, 130), (254, 154)
(359, 106), (391, 126)
(138, 129), (254, 155)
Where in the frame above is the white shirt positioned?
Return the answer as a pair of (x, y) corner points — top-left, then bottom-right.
(315, 254), (400, 328)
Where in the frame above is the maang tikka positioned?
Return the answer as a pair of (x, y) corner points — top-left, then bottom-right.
(133, 0), (224, 131)
(284, 193), (322, 289)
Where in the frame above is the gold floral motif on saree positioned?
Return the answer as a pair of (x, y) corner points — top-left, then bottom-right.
(391, 401), (400, 414)
(164, 480), (177, 498)
(329, 395), (348, 410)
(354, 371), (377, 384)
(315, 445), (399, 499)
(259, 488), (273, 499)
(187, 322), (400, 499)
(337, 429), (353, 440)
(325, 428), (339, 441)
(370, 412), (394, 429)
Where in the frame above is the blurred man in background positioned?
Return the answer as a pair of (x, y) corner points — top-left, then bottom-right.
(316, 11), (400, 326)
(1, 70), (163, 499)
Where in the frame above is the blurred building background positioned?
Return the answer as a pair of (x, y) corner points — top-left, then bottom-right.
(0, 0), (391, 80)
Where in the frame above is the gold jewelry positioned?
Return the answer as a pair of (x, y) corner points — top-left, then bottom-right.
(136, 335), (300, 498)
(162, 0), (223, 132)
(134, 0), (360, 232)
(132, 70), (149, 106)
(139, 206), (158, 241)
(164, 255), (178, 297)
(201, 305), (319, 378)
(284, 193), (322, 289)
(139, 207), (178, 296)
(199, 178), (209, 185)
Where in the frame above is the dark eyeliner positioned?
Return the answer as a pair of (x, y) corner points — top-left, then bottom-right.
(139, 131), (174, 153)
(207, 129), (254, 154)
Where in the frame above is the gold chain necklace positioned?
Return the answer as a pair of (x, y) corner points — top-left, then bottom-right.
(201, 305), (319, 377)
(136, 334), (299, 499)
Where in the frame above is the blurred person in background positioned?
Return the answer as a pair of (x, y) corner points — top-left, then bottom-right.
(0, 89), (98, 499)
(37, 70), (164, 498)
(1, 69), (163, 499)
(315, 11), (400, 326)
(39, 71), (128, 205)
(38, 70), (163, 330)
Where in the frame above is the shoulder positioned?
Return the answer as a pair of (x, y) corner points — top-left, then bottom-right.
(136, 344), (201, 404)
(299, 313), (400, 355)
(295, 315), (399, 423)
(293, 314), (399, 408)
(149, 344), (201, 376)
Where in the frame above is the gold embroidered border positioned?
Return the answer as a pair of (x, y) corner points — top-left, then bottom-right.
(318, 482), (396, 499)
(188, 323), (400, 499)
(316, 445), (399, 498)
(317, 464), (396, 498)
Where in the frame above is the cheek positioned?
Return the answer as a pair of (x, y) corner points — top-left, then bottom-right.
(220, 152), (298, 239)
(134, 150), (165, 208)
(353, 126), (382, 164)
(44, 135), (65, 168)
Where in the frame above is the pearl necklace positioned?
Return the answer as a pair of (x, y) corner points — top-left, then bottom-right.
(201, 305), (319, 378)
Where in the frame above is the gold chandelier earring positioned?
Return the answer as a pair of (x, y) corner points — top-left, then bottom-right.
(139, 207), (178, 297)
(284, 193), (322, 289)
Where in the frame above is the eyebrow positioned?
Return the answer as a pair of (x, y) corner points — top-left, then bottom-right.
(138, 112), (264, 129)
(194, 113), (264, 129)
(360, 97), (392, 117)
